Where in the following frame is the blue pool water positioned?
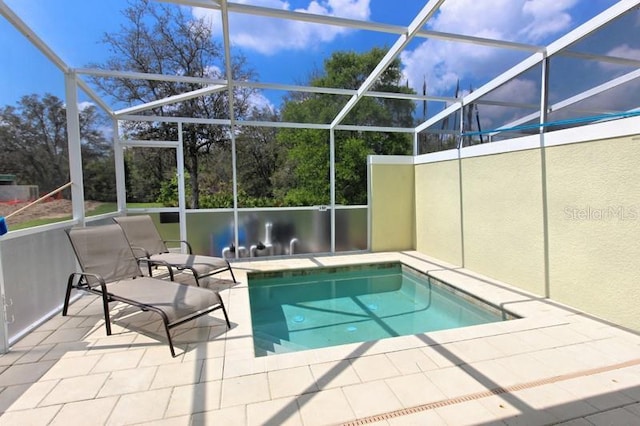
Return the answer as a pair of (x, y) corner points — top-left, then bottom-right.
(248, 263), (510, 356)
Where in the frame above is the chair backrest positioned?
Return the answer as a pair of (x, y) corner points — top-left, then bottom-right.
(113, 215), (167, 255)
(67, 224), (143, 284)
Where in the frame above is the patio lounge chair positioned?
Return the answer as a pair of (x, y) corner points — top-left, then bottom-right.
(113, 215), (236, 287)
(64, 224), (231, 357)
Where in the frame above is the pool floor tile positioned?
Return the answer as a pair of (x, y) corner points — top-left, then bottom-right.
(97, 366), (157, 397)
(296, 388), (356, 426)
(385, 409), (447, 425)
(48, 396), (118, 426)
(343, 380), (404, 419)
(268, 366), (318, 398)
(164, 381), (222, 417)
(349, 354), (401, 382)
(585, 407), (640, 426)
(0, 405), (61, 426)
(246, 397), (302, 426)
(309, 360), (362, 389)
(425, 365), (491, 399)
(105, 388), (172, 425)
(191, 405), (246, 425)
(220, 373), (270, 408)
(385, 372), (447, 407)
(433, 399), (504, 426)
(385, 348), (439, 374)
(40, 373), (109, 406)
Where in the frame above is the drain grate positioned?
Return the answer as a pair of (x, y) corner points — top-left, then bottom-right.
(341, 357), (640, 425)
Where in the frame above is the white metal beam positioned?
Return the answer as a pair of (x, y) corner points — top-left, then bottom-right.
(116, 113), (418, 134)
(160, 0), (541, 53)
(494, 67), (640, 133)
(76, 79), (114, 117)
(220, 0), (241, 259)
(331, 0), (446, 128)
(452, 0), (640, 131)
(114, 84), (226, 116)
(416, 102), (462, 133)
(64, 73), (85, 225)
(113, 120), (126, 214)
(546, 0), (640, 57)
(561, 50), (640, 68)
(78, 68), (451, 103)
(118, 140), (181, 148)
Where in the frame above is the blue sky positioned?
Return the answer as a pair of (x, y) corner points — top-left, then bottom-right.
(0, 0), (626, 120)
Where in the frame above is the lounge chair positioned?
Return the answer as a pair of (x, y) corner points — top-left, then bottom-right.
(113, 215), (236, 287)
(64, 224), (231, 357)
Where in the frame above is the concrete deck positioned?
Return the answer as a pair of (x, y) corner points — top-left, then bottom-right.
(1, 251), (639, 425)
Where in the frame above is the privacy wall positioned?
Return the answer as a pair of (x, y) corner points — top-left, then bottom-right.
(369, 159), (415, 252)
(370, 117), (640, 331)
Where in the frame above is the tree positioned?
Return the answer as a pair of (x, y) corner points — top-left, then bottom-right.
(90, 0), (256, 208)
(235, 106), (282, 204)
(276, 48), (415, 205)
(0, 93), (110, 195)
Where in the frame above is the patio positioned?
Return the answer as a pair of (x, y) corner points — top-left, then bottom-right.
(1, 251), (639, 425)
(2, 0), (640, 424)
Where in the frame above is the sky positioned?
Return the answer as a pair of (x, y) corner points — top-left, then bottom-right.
(0, 0), (633, 126)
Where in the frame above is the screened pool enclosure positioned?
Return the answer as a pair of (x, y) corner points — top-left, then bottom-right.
(0, 0), (639, 349)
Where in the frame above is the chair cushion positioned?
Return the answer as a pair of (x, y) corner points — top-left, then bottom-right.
(106, 277), (222, 324)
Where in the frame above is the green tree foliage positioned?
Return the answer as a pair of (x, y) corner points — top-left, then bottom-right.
(91, 0), (256, 208)
(277, 48), (415, 205)
(124, 146), (176, 203)
(0, 93), (111, 198)
(235, 107), (281, 204)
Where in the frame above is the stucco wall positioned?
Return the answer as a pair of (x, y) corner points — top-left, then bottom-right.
(369, 162), (415, 251)
(545, 136), (640, 329)
(461, 149), (546, 296)
(370, 118), (640, 330)
(414, 160), (463, 266)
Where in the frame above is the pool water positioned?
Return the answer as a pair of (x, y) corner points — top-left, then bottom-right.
(248, 263), (509, 356)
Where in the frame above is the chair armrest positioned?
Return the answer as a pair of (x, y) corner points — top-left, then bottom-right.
(69, 271), (107, 291)
(137, 258), (175, 281)
(130, 246), (151, 259)
(163, 239), (193, 254)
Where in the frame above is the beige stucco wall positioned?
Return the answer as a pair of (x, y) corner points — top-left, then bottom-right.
(414, 160), (463, 265)
(545, 136), (640, 330)
(460, 149), (546, 295)
(371, 122), (640, 330)
(370, 163), (415, 251)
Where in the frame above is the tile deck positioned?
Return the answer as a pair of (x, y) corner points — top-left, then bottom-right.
(1, 251), (640, 425)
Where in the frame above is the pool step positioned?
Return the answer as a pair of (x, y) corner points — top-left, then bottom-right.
(252, 330), (308, 355)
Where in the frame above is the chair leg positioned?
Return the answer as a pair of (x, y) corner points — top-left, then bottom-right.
(219, 298), (231, 329)
(163, 322), (177, 358)
(62, 275), (75, 316)
(101, 293), (112, 336)
(227, 262), (237, 283)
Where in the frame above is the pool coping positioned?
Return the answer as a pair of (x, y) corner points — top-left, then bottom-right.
(245, 260), (520, 357)
(220, 250), (590, 379)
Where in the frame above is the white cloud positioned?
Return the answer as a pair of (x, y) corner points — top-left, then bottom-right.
(475, 78), (539, 128)
(402, 0), (579, 100)
(519, 0), (577, 41)
(193, 0), (371, 55)
(598, 44), (640, 73)
(247, 91), (275, 112)
(78, 101), (97, 112)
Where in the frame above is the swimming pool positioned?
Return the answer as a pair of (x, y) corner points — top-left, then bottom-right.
(248, 262), (513, 356)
